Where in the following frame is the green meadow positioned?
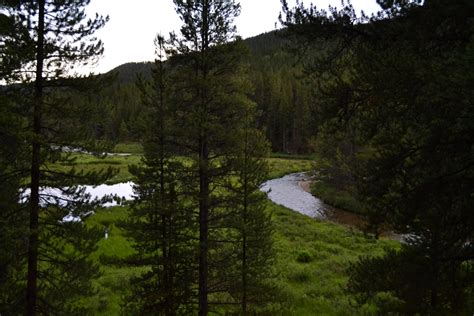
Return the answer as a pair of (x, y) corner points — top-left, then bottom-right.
(51, 152), (313, 185)
(61, 151), (398, 315)
(83, 203), (397, 315)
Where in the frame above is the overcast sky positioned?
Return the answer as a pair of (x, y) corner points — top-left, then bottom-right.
(84, 0), (382, 74)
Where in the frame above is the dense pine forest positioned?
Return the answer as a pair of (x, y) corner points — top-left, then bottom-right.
(80, 31), (314, 154)
(1, 0), (473, 315)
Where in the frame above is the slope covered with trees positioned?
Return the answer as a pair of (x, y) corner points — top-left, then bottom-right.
(81, 30), (315, 154)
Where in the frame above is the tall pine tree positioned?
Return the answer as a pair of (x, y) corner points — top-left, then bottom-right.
(226, 107), (276, 314)
(167, 1), (248, 314)
(133, 1), (276, 314)
(124, 2), (275, 314)
(1, 1), (110, 314)
(123, 36), (195, 315)
(0, 4), (28, 311)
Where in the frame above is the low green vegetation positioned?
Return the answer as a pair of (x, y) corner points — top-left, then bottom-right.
(83, 206), (143, 314)
(271, 204), (397, 315)
(50, 153), (142, 184)
(267, 158), (313, 179)
(270, 152), (315, 161)
(50, 153), (313, 184)
(83, 202), (397, 315)
(112, 142), (144, 154)
(311, 180), (366, 215)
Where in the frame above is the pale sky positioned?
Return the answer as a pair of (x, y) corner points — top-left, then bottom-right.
(85, 0), (382, 74)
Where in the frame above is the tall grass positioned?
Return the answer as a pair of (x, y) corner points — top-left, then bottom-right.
(83, 203), (398, 315)
(271, 203), (398, 315)
(52, 155), (314, 185)
(112, 143), (144, 154)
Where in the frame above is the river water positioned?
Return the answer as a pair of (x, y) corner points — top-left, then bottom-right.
(23, 182), (135, 222)
(260, 173), (404, 241)
(31, 172), (367, 229)
(71, 172), (403, 239)
(259, 172), (327, 218)
(32, 172), (326, 222)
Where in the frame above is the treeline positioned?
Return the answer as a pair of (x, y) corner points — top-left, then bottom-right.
(83, 31), (315, 153)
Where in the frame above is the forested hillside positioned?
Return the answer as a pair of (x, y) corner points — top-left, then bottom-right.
(84, 31), (314, 153)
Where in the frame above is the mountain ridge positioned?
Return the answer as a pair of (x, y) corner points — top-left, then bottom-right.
(106, 30), (286, 84)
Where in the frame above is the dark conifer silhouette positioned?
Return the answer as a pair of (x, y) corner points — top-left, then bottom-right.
(1, 0), (110, 314)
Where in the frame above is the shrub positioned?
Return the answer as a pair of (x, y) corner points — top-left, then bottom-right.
(296, 250), (312, 263)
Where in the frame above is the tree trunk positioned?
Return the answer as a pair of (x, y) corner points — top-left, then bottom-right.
(198, 138), (209, 316)
(430, 234), (440, 312)
(199, 2), (210, 314)
(241, 139), (249, 315)
(26, 1), (45, 314)
(242, 233), (248, 314)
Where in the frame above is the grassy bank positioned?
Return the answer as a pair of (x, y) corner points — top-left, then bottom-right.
(267, 158), (312, 179)
(83, 203), (397, 315)
(311, 181), (366, 215)
(270, 152), (315, 161)
(84, 206), (141, 314)
(272, 203), (397, 315)
(59, 153), (396, 314)
(52, 154), (313, 185)
(50, 153), (142, 184)
(112, 142), (144, 154)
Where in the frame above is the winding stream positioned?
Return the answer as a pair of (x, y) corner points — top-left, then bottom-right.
(260, 172), (374, 232)
(260, 172), (327, 218)
(33, 172), (363, 227)
(33, 172), (327, 222)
